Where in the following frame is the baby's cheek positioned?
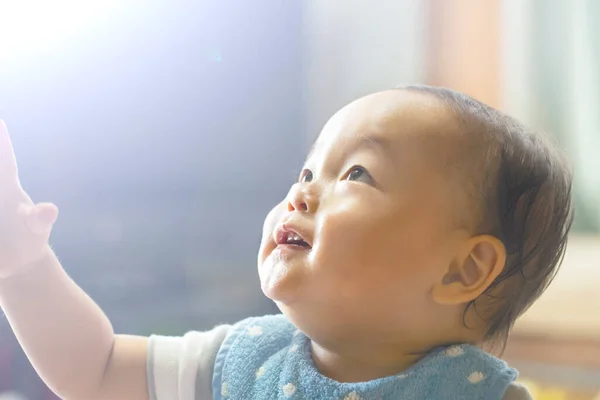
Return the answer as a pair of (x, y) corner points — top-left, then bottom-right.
(312, 208), (374, 264)
(258, 203), (285, 256)
(262, 203), (283, 236)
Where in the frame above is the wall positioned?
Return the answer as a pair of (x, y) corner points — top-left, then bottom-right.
(302, 0), (426, 142)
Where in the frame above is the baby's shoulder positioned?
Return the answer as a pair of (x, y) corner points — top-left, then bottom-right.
(503, 382), (533, 400)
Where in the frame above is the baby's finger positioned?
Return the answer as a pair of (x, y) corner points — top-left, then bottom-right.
(0, 120), (19, 180)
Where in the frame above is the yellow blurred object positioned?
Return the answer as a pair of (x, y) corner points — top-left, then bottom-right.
(535, 388), (568, 400)
(516, 378), (600, 400)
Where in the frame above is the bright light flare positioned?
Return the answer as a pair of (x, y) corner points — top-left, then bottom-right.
(0, 1), (120, 61)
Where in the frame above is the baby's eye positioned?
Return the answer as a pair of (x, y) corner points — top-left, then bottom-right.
(299, 169), (314, 183)
(343, 165), (374, 184)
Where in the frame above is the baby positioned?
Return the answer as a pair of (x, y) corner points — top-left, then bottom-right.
(0, 85), (573, 400)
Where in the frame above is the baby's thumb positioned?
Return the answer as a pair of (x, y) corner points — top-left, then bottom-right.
(25, 203), (58, 235)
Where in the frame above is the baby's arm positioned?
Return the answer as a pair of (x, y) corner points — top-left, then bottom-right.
(0, 251), (148, 400)
(0, 122), (148, 400)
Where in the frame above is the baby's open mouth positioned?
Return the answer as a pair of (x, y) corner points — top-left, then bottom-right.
(276, 228), (311, 248)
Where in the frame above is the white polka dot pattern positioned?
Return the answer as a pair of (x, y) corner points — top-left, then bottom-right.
(468, 371), (485, 384)
(344, 391), (361, 400)
(247, 326), (263, 337)
(445, 345), (464, 357)
(283, 383), (297, 397)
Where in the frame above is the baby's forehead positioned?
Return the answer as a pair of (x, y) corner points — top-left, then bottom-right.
(314, 90), (460, 159)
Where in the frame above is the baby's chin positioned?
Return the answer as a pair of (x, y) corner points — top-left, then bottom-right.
(258, 251), (306, 303)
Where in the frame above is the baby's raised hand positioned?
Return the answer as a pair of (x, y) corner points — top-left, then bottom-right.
(0, 121), (58, 278)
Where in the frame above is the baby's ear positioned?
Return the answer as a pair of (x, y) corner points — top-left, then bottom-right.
(432, 235), (506, 305)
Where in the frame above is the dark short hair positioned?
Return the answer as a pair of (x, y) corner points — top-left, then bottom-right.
(399, 84), (574, 346)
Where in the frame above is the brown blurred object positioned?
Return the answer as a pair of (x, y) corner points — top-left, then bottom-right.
(505, 236), (600, 370)
(426, 0), (502, 108)
(506, 336), (600, 370)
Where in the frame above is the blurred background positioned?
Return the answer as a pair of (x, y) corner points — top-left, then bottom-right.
(0, 0), (598, 398)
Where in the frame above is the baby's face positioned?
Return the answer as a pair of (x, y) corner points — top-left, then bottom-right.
(258, 90), (467, 344)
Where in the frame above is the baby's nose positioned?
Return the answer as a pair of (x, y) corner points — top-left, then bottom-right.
(287, 184), (319, 213)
